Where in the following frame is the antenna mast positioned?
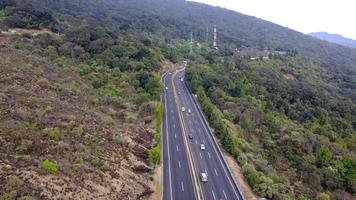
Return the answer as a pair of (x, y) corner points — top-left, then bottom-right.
(213, 25), (218, 50)
(190, 31), (194, 56)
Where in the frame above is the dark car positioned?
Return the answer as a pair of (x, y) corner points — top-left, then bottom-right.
(188, 134), (193, 139)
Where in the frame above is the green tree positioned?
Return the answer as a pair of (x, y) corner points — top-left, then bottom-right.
(316, 146), (333, 167)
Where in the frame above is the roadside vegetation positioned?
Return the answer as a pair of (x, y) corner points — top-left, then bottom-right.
(0, 0), (355, 200)
(186, 52), (355, 199)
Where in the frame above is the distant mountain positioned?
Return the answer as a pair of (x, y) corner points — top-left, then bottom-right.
(309, 32), (356, 49)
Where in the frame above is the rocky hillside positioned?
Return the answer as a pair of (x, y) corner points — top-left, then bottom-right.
(0, 32), (159, 199)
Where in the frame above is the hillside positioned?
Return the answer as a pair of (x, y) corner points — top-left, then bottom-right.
(0, 1), (165, 199)
(0, 0), (355, 200)
(186, 52), (355, 199)
(309, 32), (356, 49)
(14, 0), (356, 71)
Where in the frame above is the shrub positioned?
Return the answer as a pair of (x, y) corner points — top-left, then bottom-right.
(148, 145), (161, 166)
(73, 126), (84, 136)
(90, 156), (103, 167)
(100, 115), (114, 125)
(45, 128), (61, 140)
(124, 111), (137, 123)
(317, 193), (330, 200)
(41, 159), (58, 174)
(5, 177), (24, 191)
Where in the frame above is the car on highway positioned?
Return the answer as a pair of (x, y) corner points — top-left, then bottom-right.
(181, 107), (185, 112)
(200, 144), (205, 150)
(200, 173), (208, 182)
(188, 109), (191, 113)
(188, 134), (193, 139)
(165, 86), (168, 90)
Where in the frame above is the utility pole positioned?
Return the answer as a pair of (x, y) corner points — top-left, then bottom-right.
(213, 25), (218, 50)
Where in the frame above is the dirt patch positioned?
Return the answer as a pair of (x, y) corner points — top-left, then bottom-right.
(146, 165), (162, 200)
(223, 153), (258, 200)
(2, 28), (60, 36)
(283, 73), (295, 80)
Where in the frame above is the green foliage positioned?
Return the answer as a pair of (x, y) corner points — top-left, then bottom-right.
(316, 146), (333, 167)
(148, 102), (163, 166)
(100, 115), (114, 125)
(41, 159), (58, 174)
(148, 145), (161, 166)
(5, 177), (24, 191)
(90, 156), (103, 167)
(45, 128), (61, 140)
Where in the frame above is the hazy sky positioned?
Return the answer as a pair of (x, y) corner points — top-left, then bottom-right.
(191, 0), (356, 40)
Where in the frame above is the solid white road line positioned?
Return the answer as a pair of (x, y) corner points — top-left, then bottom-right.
(214, 168), (218, 176)
(223, 190), (228, 200)
(181, 181), (184, 192)
(184, 76), (241, 199)
(164, 79), (173, 200)
(212, 190), (216, 200)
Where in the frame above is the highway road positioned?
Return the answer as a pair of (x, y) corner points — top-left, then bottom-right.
(162, 68), (245, 200)
(162, 71), (196, 200)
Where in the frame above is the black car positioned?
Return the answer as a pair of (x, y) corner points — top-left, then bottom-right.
(188, 134), (193, 139)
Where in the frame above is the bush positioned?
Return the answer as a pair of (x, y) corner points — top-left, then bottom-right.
(90, 156), (103, 167)
(317, 193), (330, 200)
(5, 177), (23, 191)
(100, 115), (114, 125)
(45, 128), (61, 140)
(41, 159), (58, 174)
(148, 145), (161, 166)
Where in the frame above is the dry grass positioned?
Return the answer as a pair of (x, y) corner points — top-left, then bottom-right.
(0, 47), (156, 199)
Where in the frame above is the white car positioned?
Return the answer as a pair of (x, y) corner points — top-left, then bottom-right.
(200, 173), (208, 182)
(200, 144), (205, 150)
(165, 86), (169, 90)
(180, 78), (184, 82)
(188, 109), (191, 113)
(181, 107), (186, 112)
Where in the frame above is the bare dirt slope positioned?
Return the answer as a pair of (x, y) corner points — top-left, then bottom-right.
(0, 43), (156, 199)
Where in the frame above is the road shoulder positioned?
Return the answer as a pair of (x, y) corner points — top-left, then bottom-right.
(223, 153), (259, 200)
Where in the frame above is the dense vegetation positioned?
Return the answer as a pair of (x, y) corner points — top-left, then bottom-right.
(186, 50), (355, 199)
(0, 0), (167, 199)
(0, 0), (355, 199)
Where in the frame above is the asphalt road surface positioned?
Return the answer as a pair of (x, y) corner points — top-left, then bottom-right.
(162, 69), (245, 200)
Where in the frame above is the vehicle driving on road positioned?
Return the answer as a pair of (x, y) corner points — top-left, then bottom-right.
(200, 173), (208, 182)
(200, 144), (205, 150)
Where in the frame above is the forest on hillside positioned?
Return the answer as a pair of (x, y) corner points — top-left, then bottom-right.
(186, 47), (355, 199)
(0, 0), (355, 199)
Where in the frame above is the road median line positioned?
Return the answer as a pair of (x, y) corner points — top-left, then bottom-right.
(171, 69), (203, 200)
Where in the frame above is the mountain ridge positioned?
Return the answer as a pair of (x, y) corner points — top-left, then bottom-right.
(309, 32), (356, 49)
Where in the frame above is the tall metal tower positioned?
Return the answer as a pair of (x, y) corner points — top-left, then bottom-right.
(190, 31), (194, 56)
(206, 27), (209, 44)
(213, 26), (218, 50)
